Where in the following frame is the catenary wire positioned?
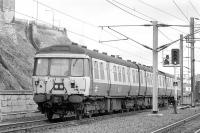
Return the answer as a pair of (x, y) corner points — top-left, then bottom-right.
(32, 0), (97, 27)
(104, 0), (187, 51)
(112, 0), (157, 21)
(135, 0), (188, 34)
(111, 0), (200, 51)
(108, 27), (153, 50)
(137, 0), (187, 23)
(108, 0), (187, 35)
(33, 0), (143, 46)
(32, 0), (150, 57)
(158, 29), (173, 41)
(12, 6), (153, 63)
(100, 27), (152, 57)
(172, 0), (189, 22)
(99, 26), (153, 59)
(157, 28), (200, 52)
(188, 0), (200, 18)
(106, 0), (151, 22)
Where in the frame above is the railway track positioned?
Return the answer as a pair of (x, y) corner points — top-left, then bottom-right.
(0, 108), (152, 133)
(0, 117), (80, 133)
(151, 112), (200, 133)
(0, 119), (47, 133)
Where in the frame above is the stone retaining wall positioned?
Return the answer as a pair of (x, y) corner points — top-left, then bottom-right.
(0, 90), (38, 121)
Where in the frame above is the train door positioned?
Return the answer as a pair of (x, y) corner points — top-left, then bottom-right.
(144, 71), (148, 96)
(106, 62), (111, 96)
(91, 58), (109, 96)
(127, 67), (131, 96)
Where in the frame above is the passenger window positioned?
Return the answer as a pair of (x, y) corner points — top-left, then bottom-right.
(144, 72), (146, 85)
(158, 76), (160, 86)
(135, 70), (139, 83)
(146, 73), (149, 85)
(160, 76), (162, 87)
(163, 77), (166, 87)
(118, 66), (122, 82)
(107, 63), (110, 81)
(122, 67), (126, 83)
(127, 68), (130, 83)
(100, 62), (105, 80)
(140, 71), (143, 85)
(113, 65), (118, 81)
(94, 61), (99, 79)
(132, 70), (136, 83)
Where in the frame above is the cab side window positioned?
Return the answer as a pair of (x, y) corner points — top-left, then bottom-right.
(84, 59), (90, 76)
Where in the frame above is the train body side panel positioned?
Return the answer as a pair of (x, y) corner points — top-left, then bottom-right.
(165, 89), (171, 96)
(129, 86), (139, 96)
(109, 84), (129, 96)
(158, 88), (166, 96)
(139, 86), (146, 96)
(91, 81), (109, 96)
(146, 87), (152, 96)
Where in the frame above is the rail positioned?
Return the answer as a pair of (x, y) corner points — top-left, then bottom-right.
(151, 112), (200, 133)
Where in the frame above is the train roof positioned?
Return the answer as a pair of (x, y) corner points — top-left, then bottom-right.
(137, 63), (153, 72)
(37, 43), (174, 78)
(37, 43), (138, 69)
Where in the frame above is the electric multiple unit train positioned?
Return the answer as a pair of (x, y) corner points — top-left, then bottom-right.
(32, 43), (180, 120)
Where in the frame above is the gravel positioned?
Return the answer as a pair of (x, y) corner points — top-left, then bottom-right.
(45, 106), (200, 133)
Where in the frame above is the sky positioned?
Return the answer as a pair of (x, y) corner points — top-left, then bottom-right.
(15, 0), (200, 79)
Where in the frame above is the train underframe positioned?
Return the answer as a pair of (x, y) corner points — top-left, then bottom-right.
(34, 93), (171, 121)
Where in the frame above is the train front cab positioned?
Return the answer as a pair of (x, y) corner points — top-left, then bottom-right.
(32, 53), (91, 119)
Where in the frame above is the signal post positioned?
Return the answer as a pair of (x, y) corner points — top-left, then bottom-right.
(163, 46), (180, 113)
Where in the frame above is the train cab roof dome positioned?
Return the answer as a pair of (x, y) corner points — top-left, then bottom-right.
(36, 44), (85, 54)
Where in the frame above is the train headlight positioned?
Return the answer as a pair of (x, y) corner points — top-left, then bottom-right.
(54, 85), (58, 89)
(60, 84), (64, 89)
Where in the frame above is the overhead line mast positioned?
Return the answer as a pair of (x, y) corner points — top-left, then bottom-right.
(190, 17), (195, 107)
(152, 21), (159, 113)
